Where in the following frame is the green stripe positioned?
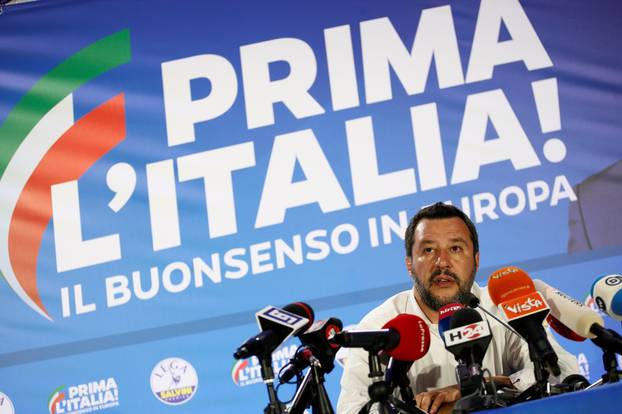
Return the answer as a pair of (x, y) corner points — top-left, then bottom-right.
(47, 385), (65, 405)
(0, 29), (131, 178)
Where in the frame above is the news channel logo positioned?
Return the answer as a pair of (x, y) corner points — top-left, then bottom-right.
(150, 357), (198, 405)
(0, 392), (14, 414)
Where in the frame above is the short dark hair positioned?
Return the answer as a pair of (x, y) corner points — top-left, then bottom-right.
(404, 202), (479, 257)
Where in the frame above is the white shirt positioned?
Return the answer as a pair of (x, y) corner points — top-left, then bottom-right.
(336, 283), (579, 414)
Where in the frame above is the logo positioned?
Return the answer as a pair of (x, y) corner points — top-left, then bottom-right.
(439, 304), (463, 319)
(47, 378), (119, 414)
(256, 306), (309, 333)
(500, 292), (548, 321)
(443, 321), (491, 346)
(325, 323), (341, 349)
(259, 306), (306, 328)
(595, 296), (607, 313)
(150, 357), (198, 405)
(584, 294), (604, 315)
(232, 343), (297, 387)
(0, 392), (15, 414)
(0, 29), (131, 320)
(489, 266), (520, 280)
(605, 275), (622, 286)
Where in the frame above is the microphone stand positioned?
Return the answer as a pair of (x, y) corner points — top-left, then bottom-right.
(358, 352), (424, 414)
(591, 331), (622, 385)
(396, 371), (416, 407)
(259, 354), (285, 414)
(452, 363), (508, 413)
(514, 344), (551, 402)
(287, 354), (334, 414)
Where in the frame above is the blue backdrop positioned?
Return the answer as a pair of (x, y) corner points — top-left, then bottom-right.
(0, 0), (620, 413)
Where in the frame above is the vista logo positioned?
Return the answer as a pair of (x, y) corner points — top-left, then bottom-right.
(500, 291), (548, 321)
(504, 297), (544, 314)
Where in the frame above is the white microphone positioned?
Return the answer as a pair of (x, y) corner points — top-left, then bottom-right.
(534, 279), (622, 354)
(534, 279), (603, 339)
(591, 274), (622, 321)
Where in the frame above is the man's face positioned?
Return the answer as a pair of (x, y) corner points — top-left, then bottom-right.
(405, 217), (479, 311)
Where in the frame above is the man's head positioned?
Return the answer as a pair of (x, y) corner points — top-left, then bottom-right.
(404, 202), (479, 311)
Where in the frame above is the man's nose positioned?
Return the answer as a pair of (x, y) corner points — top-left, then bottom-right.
(435, 249), (450, 268)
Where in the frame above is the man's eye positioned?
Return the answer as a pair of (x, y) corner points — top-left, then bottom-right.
(450, 246), (463, 253)
(422, 247), (434, 254)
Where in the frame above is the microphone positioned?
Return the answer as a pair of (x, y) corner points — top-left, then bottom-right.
(488, 267), (561, 376)
(443, 308), (492, 367)
(591, 274), (622, 321)
(442, 307), (492, 399)
(278, 317), (343, 383)
(381, 314), (434, 387)
(234, 302), (314, 359)
(546, 315), (586, 342)
(462, 292), (526, 343)
(438, 303), (464, 338)
(534, 279), (622, 354)
(330, 314), (431, 361)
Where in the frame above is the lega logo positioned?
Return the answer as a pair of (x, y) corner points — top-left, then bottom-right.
(0, 392), (14, 414)
(150, 357), (198, 406)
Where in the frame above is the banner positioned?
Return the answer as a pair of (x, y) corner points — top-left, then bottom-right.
(0, 0), (620, 412)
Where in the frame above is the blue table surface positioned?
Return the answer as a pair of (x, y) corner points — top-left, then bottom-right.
(486, 381), (622, 414)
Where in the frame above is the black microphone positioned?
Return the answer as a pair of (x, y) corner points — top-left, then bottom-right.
(279, 317), (343, 383)
(443, 307), (492, 368)
(443, 308), (499, 412)
(330, 329), (399, 351)
(234, 302), (314, 359)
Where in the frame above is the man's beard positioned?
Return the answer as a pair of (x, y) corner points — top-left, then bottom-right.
(412, 268), (476, 311)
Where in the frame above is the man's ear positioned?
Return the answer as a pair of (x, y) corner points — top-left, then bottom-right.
(475, 252), (480, 270)
(405, 256), (412, 274)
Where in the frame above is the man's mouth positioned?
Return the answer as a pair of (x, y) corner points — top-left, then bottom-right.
(430, 272), (459, 288)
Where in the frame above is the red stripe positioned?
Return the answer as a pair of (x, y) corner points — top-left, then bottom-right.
(8, 93), (126, 317)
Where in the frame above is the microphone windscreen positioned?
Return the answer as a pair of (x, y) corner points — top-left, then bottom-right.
(546, 315), (585, 342)
(284, 302), (315, 332)
(449, 307), (483, 329)
(463, 292), (480, 308)
(534, 279), (603, 338)
(438, 303), (464, 337)
(382, 314), (430, 361)
(488, 266), (535, 305)
(591, 274), (622, 321)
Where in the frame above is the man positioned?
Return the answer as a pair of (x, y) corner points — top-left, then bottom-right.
(337, 202), (579, 414)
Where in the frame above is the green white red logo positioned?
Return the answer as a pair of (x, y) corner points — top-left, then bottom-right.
(48, 386), (65, 414)
(0, 29), (131, 320)
(47, 378), (119, 414)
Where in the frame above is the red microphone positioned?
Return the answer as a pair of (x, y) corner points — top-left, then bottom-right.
(488, 266), (536, 305)
(382, 314), (431, 361)
(330, 314), (430, 362)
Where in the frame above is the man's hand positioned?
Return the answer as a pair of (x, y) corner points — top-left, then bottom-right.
(415, 384), (460, 414)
